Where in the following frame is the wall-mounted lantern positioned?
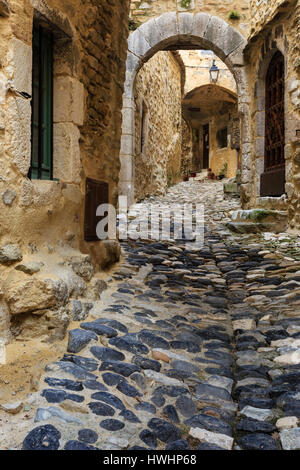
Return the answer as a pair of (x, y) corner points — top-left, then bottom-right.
(209, 59), (220, 84)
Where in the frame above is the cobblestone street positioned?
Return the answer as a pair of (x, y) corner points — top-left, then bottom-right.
(6, 181), (298, 451)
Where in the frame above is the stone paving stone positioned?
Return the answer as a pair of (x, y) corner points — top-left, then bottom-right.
(20, 181), (300, 451)
(78, 429), (98, 444)
(238, 433), (280, 450)
(91, 392), (125, 411)
(23, 425), (61, 450)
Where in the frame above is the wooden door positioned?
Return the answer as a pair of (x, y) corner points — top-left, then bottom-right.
(261, 51), (285, 196)
(84, 178), (109, 242)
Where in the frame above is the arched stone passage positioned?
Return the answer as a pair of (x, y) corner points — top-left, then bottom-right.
(182, 83), (239, 177)
(119, 12), (250, 205)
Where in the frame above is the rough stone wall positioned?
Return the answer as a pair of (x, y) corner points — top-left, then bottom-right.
(0, 0), (130, 253)
(209, 111), (239, 178)
(181, 118), (193, 176)
(130, 0), (250, 37)
(179, 50), (239, 178)
(134, 51), (182, 201)
(180, 49), (237, 96)
(0, 0), (130, 344)
(249, 0), (295, 38)
(246, 1), (300, 229)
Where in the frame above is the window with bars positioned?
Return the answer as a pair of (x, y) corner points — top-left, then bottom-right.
(29, 24), (53, 180)
(265, 51), (285, 171)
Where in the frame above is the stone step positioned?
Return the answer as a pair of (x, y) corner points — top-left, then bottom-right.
(228, 209), (288, 233)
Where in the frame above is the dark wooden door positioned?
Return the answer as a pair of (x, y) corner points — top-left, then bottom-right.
(84, 178), (109, 242)
(203, 124), (209, 169)
(261, 51), (285, 196)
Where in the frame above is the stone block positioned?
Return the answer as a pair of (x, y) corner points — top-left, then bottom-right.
(128, 29), (151, 58)
(155, 12), (178, 42)
(5, 278), (69, 315)
(178, 13), (194, 35)
(54, 77), (84, 126)
(223, 29), (246, 59)
(126, 52), (140, 74)
(120, 133), (133, 156)
(6, 97), (31, 176)
(0, 244), (22, 265)
(118, 181), (134, 206)
(276, 417), (299, 431)
(119, 155), (133, 182)
(121, 107), (134, 135)
(123, 71), (136, 99)
(138, 18), (162, 49)
(53, 122), (81, 184)
(224, 182), (239, 194)
(68, 255), (94, 281)
(2, 189), (16, 206)
(204, 16), (229, 61)
(191, 13), (211, 39)
(10, 38), (32, 96)
(189, 427), (234, 450)
(280, 428), (300, 450)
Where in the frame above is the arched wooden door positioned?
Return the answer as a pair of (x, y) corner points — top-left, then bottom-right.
(260, 51), (285, 197)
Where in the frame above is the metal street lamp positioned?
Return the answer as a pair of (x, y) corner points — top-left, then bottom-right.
(209, 59), (220, 84)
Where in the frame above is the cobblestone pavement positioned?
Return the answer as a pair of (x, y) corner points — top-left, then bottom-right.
(18, 181), (300, 450)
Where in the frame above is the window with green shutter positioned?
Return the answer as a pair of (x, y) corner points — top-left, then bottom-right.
(29, 24), (53, 180)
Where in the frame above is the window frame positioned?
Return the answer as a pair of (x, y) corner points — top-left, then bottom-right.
(29, 24), (54, 181)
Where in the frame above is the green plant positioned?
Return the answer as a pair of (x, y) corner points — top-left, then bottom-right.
(129, 19), (140, 31)
(220, 162), (228, 176)
(228, 10), (240, 20)
(180, 0), (192, 9)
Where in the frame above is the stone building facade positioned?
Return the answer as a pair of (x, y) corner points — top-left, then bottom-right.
(122, 0), (300, 230)
(180, 50), (239, 178)
(133, 51), (183, 201)
(130, 0), (251, 37)
(242, 0), (300, 231)
(0, 0), (130, 344)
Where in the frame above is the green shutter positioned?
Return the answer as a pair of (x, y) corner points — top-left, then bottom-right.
(30, 25), (53, 180)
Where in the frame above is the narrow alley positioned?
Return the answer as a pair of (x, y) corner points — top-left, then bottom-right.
(7, 180), (300, 451)
(0, 0), (299, 456)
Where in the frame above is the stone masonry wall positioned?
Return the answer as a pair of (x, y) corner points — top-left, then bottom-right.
(180, 49), (237, 96)
(0, 0), (130, 255)
(134, 51), (182, 201)
(181, 118), (193, 176)
(0, 0), (130, 344)
(209, 111), (239, 178)
(249, 0), (295, 38)
(130, 0), (251, 38)
(246, 1), (300, 229)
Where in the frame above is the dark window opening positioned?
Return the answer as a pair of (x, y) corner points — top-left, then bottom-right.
(140, 101), (148, 154)
(29, 24), (53, 180)
(84, 178), (109, 242)
(217, 127), (228, 149)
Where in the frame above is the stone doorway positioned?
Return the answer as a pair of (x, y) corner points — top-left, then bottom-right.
(118, 12), (249, 205)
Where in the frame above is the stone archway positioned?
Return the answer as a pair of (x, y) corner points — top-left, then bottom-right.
(119, 12), (250, 205)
